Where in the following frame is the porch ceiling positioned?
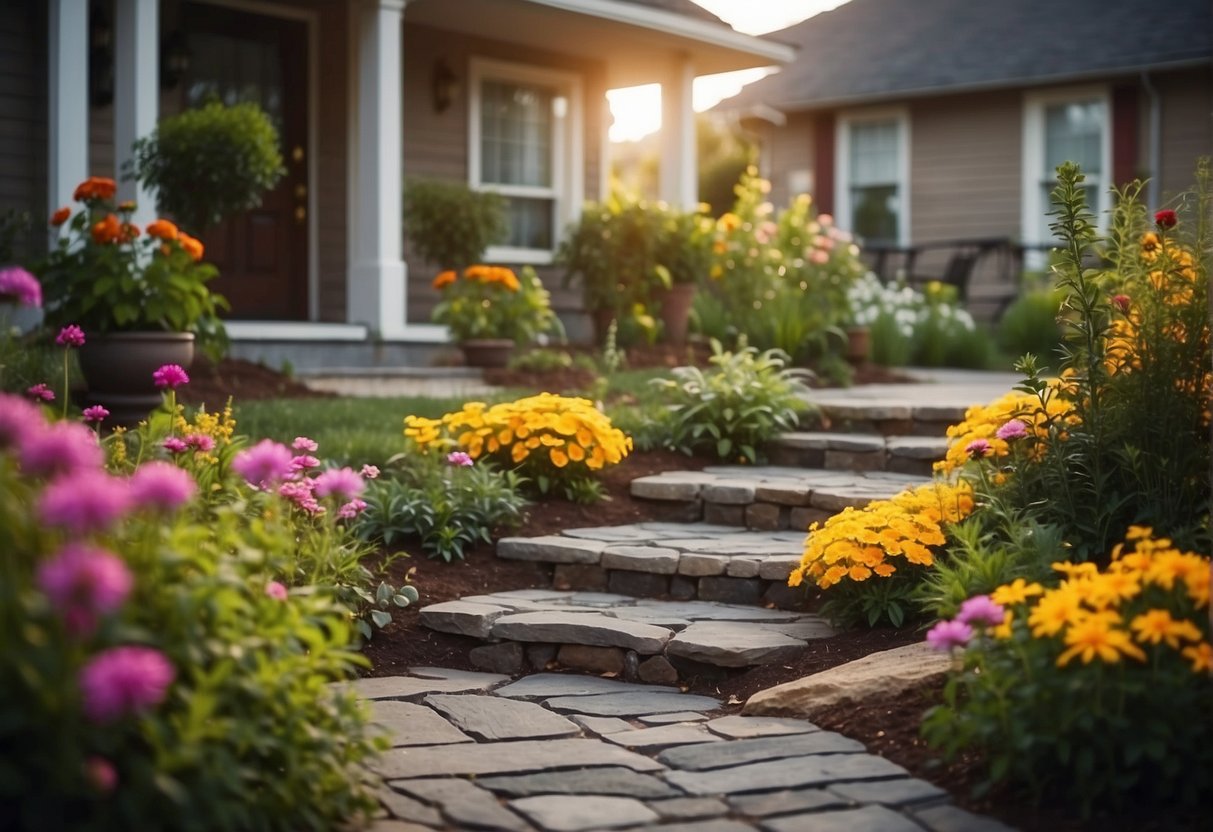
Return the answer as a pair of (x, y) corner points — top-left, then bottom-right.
(403, 0), (794, 86)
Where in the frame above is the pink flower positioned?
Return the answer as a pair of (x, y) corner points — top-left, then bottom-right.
(926, 619), (973, 651)
(278, 480), (323, 514)
(292, 436), (318, 452)
(36, 544), (133, 636)
(1111, 294), (1131, 314)
(78, 646), (174, 723)
(82, 405), (109, 424)
(312, 466), (365, 500)
(810, 249), (830, 265)
(185, 433), (215, 452)
(39, 470), (132, 534)
(337, 498), (368, 520)
(84, 756), (118, 793)
(162, 436), (188, 454)
(232, 439), (294, 487)
(965, 439), (992, 459)
(0, 266), (42, 307)
(0, 393), (43, 448)
(56, 325), (86, 348)
(27, 383), (55, 403)
(20, 421), (104, 476)
(152, 364), (189, 389)
(291, 454), (320, 471)
(994, 420), (1028, 442)
(956, 595), (1006, 628)
(446, 451), (474, 468)
(129, 461), (196, 512)
(360, 464), (380, 479)
(817, 213), (834, 226)
(1154, 209), (1177, 229)
(265, 581), (288, 601)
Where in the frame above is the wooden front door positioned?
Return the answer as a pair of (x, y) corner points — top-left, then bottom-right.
(182, 3), (308, 320)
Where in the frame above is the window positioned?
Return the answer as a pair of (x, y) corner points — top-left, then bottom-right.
(1022, 87), (1110, 255)
(470, 59), (582, 262)
(836, 110), (908, 246)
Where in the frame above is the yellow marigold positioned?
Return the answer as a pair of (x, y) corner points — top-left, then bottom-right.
(936, 388), (1078, 475)
(991, 578), (1044, 607)
(1057, 611), (1146, 666)
(1028, 587), (1085, 638)
(1181, 642), (1213, 673)
(1130, 609), (1203, 649)
(717, 212), (741, 233)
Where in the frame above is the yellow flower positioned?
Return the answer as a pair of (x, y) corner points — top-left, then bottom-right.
(991, 578), (1045, 607)
(1129, 609), (1203, 649)
(1057, 612), (1146, 666)
(550, 448), (569, 468)
(1181, 642), (1213, 673)
(1029, 588), (1085, 638)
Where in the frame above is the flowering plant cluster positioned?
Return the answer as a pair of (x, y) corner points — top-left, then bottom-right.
(431, 264), (560, 345)
(404, 393), (632, 501)
(922, 529), (1211, 813)
(933, 388), (1077, 476)
(34, 177), (228, 358)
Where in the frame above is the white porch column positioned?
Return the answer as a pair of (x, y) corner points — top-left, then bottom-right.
(48, 0), (89, 216)
(113, 0), (158, 226)
(659, 55), (697, 209)
(348, 0), (408, 339)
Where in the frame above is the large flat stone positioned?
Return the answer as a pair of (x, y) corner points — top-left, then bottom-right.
(599, 722), (723, 752)
(478, 767), (682, 799)
(887, 436), (948, 460)
(376, 786), (445, 827)
(494, 673), (675, 700)
(649, 797), (731, 820)
(631, 473), (715, 500)
(418, 600), (508, 638)
(702, 482), (757, 504)
(389, 777), (532, 832)
(664, 753), (909, 795)
(376, 738), (663, 779)
(497, 536), (607, 563)
(677, 553), (732, 576)
(602, 545), (680, 574)
(727, 787), (845, 817)
(667, 622), (807, 668)
(912, 803), (1019, 832)
(424, 694), (581, 742)
(657, 730), (864, 771)
(758, 555), (803, 581)
(510, 794), (658, 831)
(633, 599), (803, 623)
(408, 667), (513, 684)
(829, 777), (948, 806)
(705, 715), (818, 740)
(544, 691), (720, 717)
(761, 805), (924, 832)
(491, 611), (671, 654)
(370, 700), (473, 747)
(348, 674), (505, 701)
(743, 642), (950, 719)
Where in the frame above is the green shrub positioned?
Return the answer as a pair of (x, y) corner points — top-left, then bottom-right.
(129, 102), (285, 230)
(651, 339), (813, 463)
(997, 283), (1065, 368)
(357, 455), (528, 562)
(403, 178), (505, 270)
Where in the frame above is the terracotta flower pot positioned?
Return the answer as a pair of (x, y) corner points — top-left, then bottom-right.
(459, 338), (515, 369)
(657, 283), (697, 345)
(78, 331), (196, 424)
(845, 325), (871, 365)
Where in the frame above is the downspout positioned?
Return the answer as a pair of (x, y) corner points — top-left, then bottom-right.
(1141, 70), (1161, 209)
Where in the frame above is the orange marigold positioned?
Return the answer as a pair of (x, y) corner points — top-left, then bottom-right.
(432, 270), (457, 290)
(91, 214), (123, 245)
(50, 206), (71, 226)
(178, 232), (205, 262)
(146, 219), (179, 241)
(73, 176), (117, 202)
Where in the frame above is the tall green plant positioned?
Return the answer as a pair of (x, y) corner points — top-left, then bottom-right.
(402, 179), (506, 271)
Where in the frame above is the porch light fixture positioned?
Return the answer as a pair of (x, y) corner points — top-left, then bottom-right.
(160, 31), (192, 90)
(432, 59), (460, 113)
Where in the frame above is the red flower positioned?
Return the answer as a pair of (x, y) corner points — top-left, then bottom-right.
(50, 207), (71, 226)
(1111, 294), (1131, 314)
(1154, 209), (1178, 229)
(73, 177), (117, 202)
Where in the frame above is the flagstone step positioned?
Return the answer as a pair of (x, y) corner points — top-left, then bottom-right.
(768, 431), (949, 476)
(419, 591), (836, 678)
(629, 467), (930, 530)
(806, 377), (1014, 437)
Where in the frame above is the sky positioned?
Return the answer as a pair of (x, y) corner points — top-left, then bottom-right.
(606, 0), (850, 142)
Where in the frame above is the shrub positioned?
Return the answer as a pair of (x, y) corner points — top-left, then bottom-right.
(922, 530), (1212, 815)
(431, 265), (561, 345)
(402, 178), (505, 270)
(404, 393), (632, 502)
(357, 454), (528, 562)
(997, 282), (1066, 368)
(129, 102), (285, 230)
(650, 340), (813, 463)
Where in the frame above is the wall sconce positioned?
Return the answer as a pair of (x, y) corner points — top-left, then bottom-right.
(160, 31), (191, 90)
(432, 59), (460, 113)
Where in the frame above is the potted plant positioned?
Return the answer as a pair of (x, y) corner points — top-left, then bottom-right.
(431, 265), (562, 367)
(34, 176), (228, 419)
(403, 178), (506, 272)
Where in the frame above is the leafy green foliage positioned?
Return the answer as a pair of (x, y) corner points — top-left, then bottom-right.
(819, 569), (925, 629)
(996, 282), (1065, 369)
(402, 178), (505, 270)
(650, 340), (813, 463)
(130, 102), (285, 230)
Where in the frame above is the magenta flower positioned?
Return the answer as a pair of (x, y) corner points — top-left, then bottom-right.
(78, 646), (174, 723)
(36, 544), (133, 636)
(20, 421), (104, 476)
(926, 619), (974, 651)
(292, 436), (318, 452)
(1111, 294), (1131, 314)
(0, 266), (42, 307)
(265, 581), (289, 601)
(27, 383), (55, 403)
(232, 439), (294, 487)
(185, 434), (215, 452)
(994, 419), (1028, 442)
(84, 756), (118, 793)
(0, 393), (43, 448)
(39, 470), (132, 534)
(162, 437), (188, 454)
(82, 405), (109, 424)
(129, 461), (196, 512)
(965, 439), (992, 459)
(56, 325), (86, 348)
(337, 498), (368, 520)
(956, 595), (1006, 628)
(447, 451), (474, 467)
(312, 466), (365, 500)
(291, 454), (320, 471)
(152, 364), (189, 389)
(360, 464), (380, 479)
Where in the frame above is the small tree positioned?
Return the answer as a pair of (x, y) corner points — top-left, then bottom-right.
(402, 179), (506, 270)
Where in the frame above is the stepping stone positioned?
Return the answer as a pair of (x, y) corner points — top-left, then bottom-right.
(370, 701), (473, 747)
(497, 536), (607, 563)
(424, 694), (581, 742)
(667, 622), (807, 668)
(608, 607), (693, 629)
(599, 722), (723, 752)
(375, 738), (663, 779)
(829, 777), (948, 806)
(495, 673), (675, 700)
(637, 822), (755, 832)
(563, 525), (662, 542)
(491, 611), (672, 654)
(510, 794), (659, 831)
(705, 715), (818, 739)
(912, 803), (1019, 832)
(348, 674), (506, 701)
(638, 711), (708, 725)
(567, 591), (635, 606)
(418, 600), (509, 638)
(390, 778), (532, 832)
(751, 619), (836, 640)
(728, 787), (845, 817)
(677, 553), (733, 575)
(631, 472), (716, 500)
(632, 599), (803, 623)
(478, 766), (682, 799)
(495, 589), (576, 600)
(657, 731), (865, 772)
(376, 786), (445, 827)
(663, 753), (909, 796)
(762, 804), (924, 832)
(887, 435), (948, 459)
(649, 796), (731, 820)
(409, 667), (513, 684)
(602, 545), (680, 573)
(544, 691), (720, 717)
(570, 715), (634, 735)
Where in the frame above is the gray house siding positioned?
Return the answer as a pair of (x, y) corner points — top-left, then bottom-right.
(764, 111), (815, 212)
(0, 0), (47, 260)
(1157, 65), (1213, 202)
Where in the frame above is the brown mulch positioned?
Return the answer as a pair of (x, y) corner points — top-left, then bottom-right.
(200, 351), (1199, 832)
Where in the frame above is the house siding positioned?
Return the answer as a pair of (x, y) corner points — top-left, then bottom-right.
(764, 111), (815, 211)
(0, 0), (47, 260)
(1156, 65), (1213, 201)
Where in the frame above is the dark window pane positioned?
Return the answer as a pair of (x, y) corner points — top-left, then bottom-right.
(503, 197), (553, 250)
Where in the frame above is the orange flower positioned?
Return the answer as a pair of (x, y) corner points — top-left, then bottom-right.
(73, 177), (117, 202)
(91, 214), (123, 244)
(432, 270), (457, 290)
(178, 232), (204, 262)
(50, 207), (71, 226)
(146, 219), (179, 241)
(119, 222), (140, 243)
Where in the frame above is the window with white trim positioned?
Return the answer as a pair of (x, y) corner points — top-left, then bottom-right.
(836, 111), (908, 246)
(470, 59), (582, 262)
(1022, 88), (1110, 251)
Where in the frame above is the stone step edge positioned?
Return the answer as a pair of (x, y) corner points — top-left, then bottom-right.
(768, 432), (946, 476)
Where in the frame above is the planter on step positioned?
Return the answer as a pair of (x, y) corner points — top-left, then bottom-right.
(78, 331), (196, 425)
(845, 325), (870, 364)
(656, 283), (697, 345)
(459, 338), (515, 369)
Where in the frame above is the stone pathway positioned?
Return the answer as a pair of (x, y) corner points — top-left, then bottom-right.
(356, 667), (1013, 832)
